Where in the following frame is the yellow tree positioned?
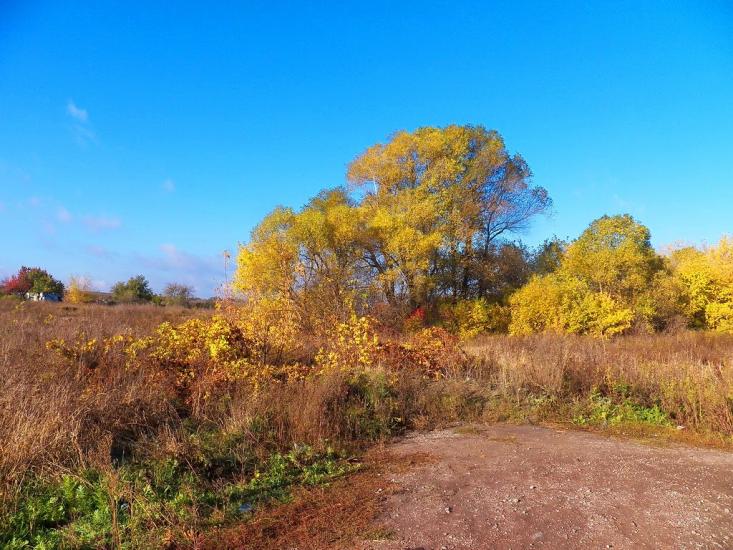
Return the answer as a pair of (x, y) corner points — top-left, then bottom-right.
(234, 125), (550, 325)
(509, 214), (666, 337)
(233, 189), (367, 331)
(234, 206), (299, 298)
(561, 214), (662, 301)
(347, 124), (550, 305)
(670, 237), (733, 332)
(65, 276), (94, 304)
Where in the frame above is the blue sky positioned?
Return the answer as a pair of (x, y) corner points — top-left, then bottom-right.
(1, 1), (731, 296)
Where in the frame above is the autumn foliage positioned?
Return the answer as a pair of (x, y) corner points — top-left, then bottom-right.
(509, 217), (733, 337)
(1, 266), (64, 296)
(3, 125), (733, 547)
(232, 125), (733, 339)
(234, 125), (550, 332)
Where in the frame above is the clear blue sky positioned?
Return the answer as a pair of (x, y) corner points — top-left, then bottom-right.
(1, 1), (731, 296)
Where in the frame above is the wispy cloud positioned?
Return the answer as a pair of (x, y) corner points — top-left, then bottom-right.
(41, 221), (56, 236)
(28, 196), (41, 207)
(66, 100), (88, 123)
(83, 215), (121, 232)
(162, 178), (175, 193)
(66, 99), (96, 146)
(57, 206), (72, 223)
(157, 244), (217, 271)
(85, 244), (116, 258)
(136, 244), (222, 296)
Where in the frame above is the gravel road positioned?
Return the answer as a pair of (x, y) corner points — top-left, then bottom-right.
(361, 425), (733, 550)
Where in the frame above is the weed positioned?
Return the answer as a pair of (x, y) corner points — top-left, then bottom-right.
(573, 388), (672, 427)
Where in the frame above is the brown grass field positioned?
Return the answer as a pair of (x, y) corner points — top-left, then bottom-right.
(1, 299), (732, 547)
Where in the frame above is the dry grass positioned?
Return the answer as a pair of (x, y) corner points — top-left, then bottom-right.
(0, 301), (206, 498)
(465, 332), (733, 435)
(1, 300), (732, 547)
(194, 449), (435, 550)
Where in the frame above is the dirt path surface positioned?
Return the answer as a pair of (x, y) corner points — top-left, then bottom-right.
(361, 425), (733, 550)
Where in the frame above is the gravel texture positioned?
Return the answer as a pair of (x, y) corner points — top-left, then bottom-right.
(361, 425), (733, 550)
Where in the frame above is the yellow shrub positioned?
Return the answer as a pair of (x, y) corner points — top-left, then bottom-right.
(706, 301), (733, 334)
(439, 298), (510, 340)
(46, 335), (99, 367)
(315, 314), (379, 375)
(508, 274), (577, 335)
(573, 292), (634, 338)
(671, 237), (733, 333)
(509, 274), (632, 338)
(134, 299), (307, 394)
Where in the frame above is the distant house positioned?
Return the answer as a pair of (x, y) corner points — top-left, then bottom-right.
(25, 292), (62, 302)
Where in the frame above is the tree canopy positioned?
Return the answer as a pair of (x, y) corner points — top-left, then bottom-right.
(509, 215), (666, 337)
(670, 237), (733, 333)
(163, 283), (195, 307)
(234, 125), (551, 325)
(233, 126), (732, 338)
(1, 267), (64, 296)
(111, 275), (154, 303)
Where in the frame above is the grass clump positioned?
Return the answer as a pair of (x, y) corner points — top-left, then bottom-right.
(573, 388), (672, 428)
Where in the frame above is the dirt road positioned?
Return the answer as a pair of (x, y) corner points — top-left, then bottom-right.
(362, 425), (733, 550)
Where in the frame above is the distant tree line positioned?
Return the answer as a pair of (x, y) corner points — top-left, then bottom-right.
(1, 269), (206, 308)
(0, 267), (64, 297)
(234, 124), (733, 336)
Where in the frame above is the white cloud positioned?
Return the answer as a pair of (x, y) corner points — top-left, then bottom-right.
(135, 244), (222, 296)
(85, 244), (117, 259)
(83, 215), (121, 232)
(67, 100), (88, 123)
(159, 244), (205, 269)
(28, 196), (41, 207)
(162, 178), (175, 193)
(57, 206), (72, 222)
(66, 100), (96, 146)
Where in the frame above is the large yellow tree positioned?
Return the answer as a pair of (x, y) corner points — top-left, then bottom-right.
(348, 124), (550, 306)
(234, 125), (551, 318)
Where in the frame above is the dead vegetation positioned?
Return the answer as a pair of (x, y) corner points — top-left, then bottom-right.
(193, 450), (438, 550)
(0, 301), (732, 547)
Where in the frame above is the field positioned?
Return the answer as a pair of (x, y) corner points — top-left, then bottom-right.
(1, 299), (732, 548)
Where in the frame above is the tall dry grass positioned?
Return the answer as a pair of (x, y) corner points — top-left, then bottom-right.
(465, 332), (733, 434)
(1, 300), (732, 546)
(0, 301), (204, 498)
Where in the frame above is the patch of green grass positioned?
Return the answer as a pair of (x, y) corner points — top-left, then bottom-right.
(0, 445), (355, 549)
(227, 445), (357, 507)
(1, 471), (113, 550)
(573, 388), (672, 428)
